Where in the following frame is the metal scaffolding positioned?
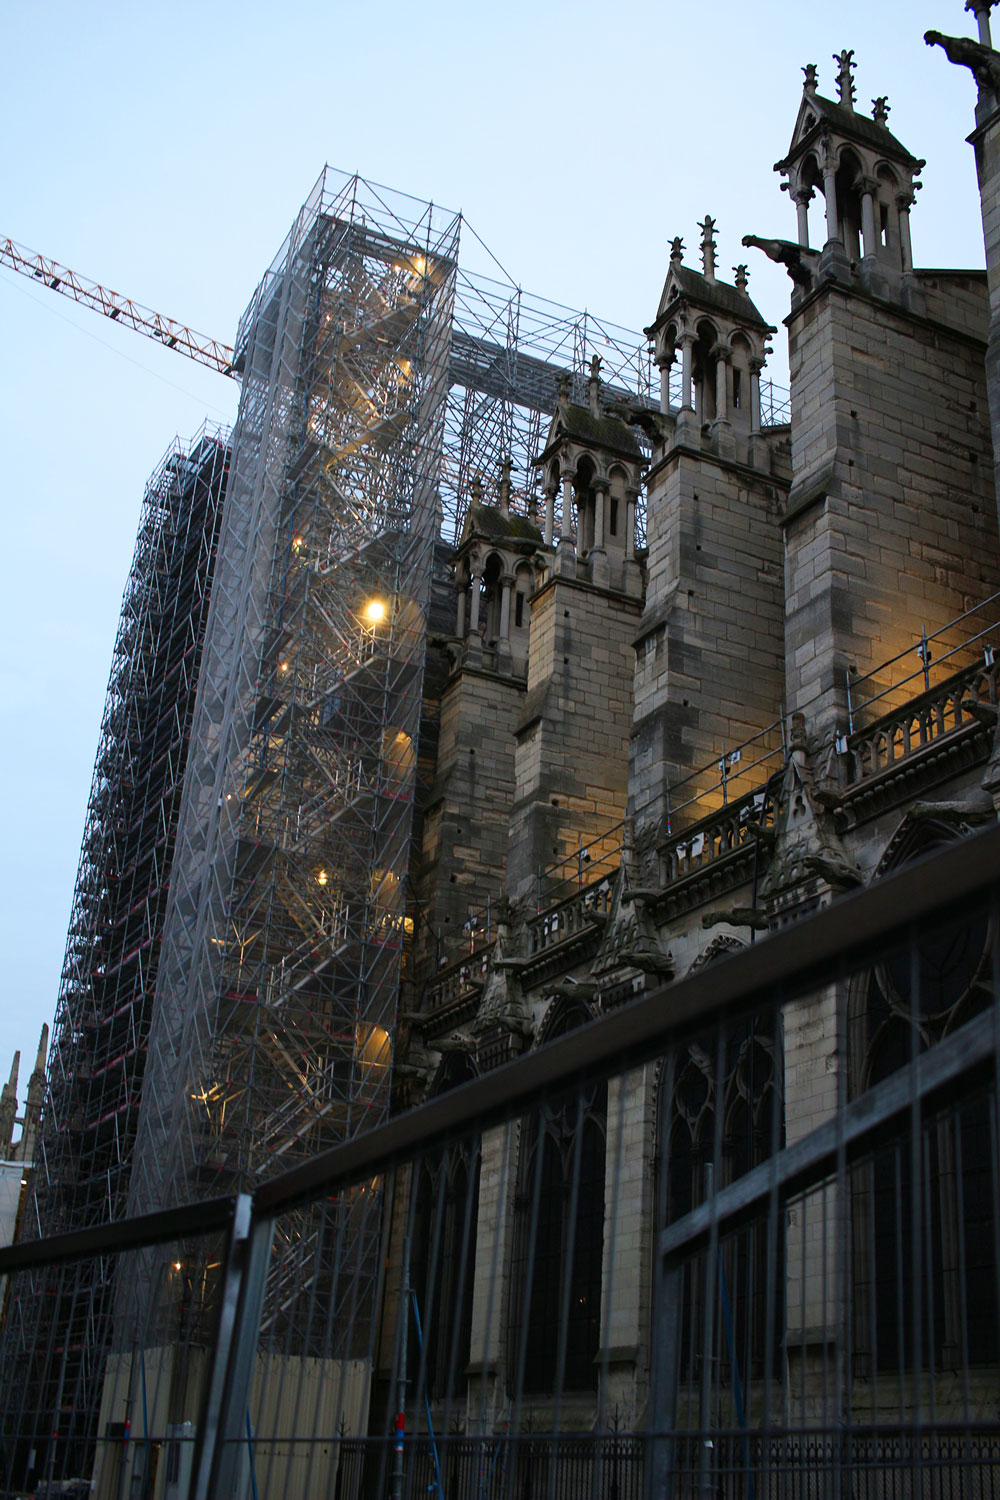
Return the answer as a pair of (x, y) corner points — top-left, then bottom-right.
(0, 170), (683, 1486)
(123, 171), (661, 1294)
(0, 424), (229, 1484)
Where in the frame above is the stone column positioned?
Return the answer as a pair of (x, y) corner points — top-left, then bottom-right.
(794, 187), (813, 249)
(679, 335), (695, 409)
(561, 471), (575, 542)
(594, 484), (607, 550)
(822, 162), (840, 243)
(748, 357), (764, 434)
(858, 176), (879, 257)
(896, 193), (914, 273)
(543, 484), (556, 547)
(498, 575), (513, 640)
(496, 573), (514, 668)
(590, 483), (610, 587)
(657, 355), (673, 413)
(714, 349), (729, 422)
(468, 570), (481, 633)
(455, 581), (467, 637)
(966, 0), (994, 47)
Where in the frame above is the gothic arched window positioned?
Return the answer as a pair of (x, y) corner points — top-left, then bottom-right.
(409, 1059), (481, 1401)
(655, 994), (782, 1387)
(852, 821), (997, 1373)
(508, 1005), (606, 1395)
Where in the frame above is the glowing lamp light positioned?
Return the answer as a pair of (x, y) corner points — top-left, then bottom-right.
(317, 869), (329, 887)
(173, 1261), (182, 1272)
(363, 598), (387, 627)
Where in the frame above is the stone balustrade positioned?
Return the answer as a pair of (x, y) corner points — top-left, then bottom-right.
(660, 788), (774, 886)
(846, 658), (998, 786)
(525, 877), (614, 958)
(422, 946), (492, 1015)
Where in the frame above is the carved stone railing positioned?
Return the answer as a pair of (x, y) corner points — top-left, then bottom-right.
(659, 787), (775, 887)
(525, 877), (615, 960)
(845, 657), (998, 788)
(422, 946), (492, 1016)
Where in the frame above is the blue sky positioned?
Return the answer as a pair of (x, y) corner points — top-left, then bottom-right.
(0, 0), (988, 1084)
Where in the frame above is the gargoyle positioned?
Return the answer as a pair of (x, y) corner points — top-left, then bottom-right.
(800, 852), (863, 888)
(742, 235), (820, 289)
(625, 405), (673, 444)
(961, 696), (1000, 727)
(701, 907), (770, 931)
(925, 30), (1000, 95)
(434, 1031), (477, 1054)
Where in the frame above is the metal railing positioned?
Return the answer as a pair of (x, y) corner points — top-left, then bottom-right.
(1, 826), (998, 1500)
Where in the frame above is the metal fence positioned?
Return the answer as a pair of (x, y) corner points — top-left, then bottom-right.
(1, 825), (999, 1500)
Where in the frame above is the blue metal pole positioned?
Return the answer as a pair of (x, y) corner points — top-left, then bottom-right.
(410, 1291), (445, 1500)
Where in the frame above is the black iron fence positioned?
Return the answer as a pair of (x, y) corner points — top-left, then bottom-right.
(0, 828), (999, 1499)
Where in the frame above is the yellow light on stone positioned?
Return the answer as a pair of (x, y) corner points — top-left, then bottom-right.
(363, 598), (387, 626)
(317, 869), (328, 887)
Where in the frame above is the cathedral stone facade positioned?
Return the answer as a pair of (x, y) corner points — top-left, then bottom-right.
(389, 18), (1000, 1434)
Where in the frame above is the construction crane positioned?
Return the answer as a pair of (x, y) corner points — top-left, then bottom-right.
(1, 235), (236, 377)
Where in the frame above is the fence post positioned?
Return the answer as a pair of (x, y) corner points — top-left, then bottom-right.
(190, 1194), (274, 1500)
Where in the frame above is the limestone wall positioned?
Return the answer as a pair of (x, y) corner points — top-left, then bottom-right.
(414, 667), (524, 973)
(507, 576), (640, 900)
(785, 279), (1000, 737)
(631, 443), (789, 843)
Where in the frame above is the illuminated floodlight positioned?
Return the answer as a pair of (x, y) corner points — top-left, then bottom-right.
(362, 598), (387, 627)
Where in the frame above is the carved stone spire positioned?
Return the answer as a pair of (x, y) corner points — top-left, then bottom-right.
(588, 354), (602, 416)
(556, 369), (571, 405)
(470, 472), (483, 505)
(802, 62), (818, 93)
(0, 1053), (18, 1156)
(871, 95), (890, 126)
(18, 1025), (47, 1165)
(733, 263), (749, 293)
(497, 456), (513, 518)
(834, 48), (856, 110)
(669, 235), (684, 265)
(699, 215), (717, 281)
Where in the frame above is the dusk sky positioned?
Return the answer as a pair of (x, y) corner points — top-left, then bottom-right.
(0, 1), (989, 1085)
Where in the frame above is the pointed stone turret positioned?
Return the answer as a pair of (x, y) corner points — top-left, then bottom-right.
(646, 216), (776, 461)
(630, 221), (790, 875)
(17, 1024), (48, 1164)
(532, 362), (646, 593)
(506, 365), (645, 901)
(0, 1053), (19, 1157)
(775, 51), (924, 303)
